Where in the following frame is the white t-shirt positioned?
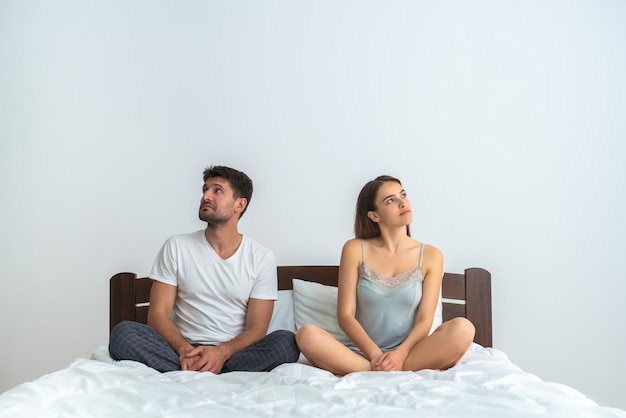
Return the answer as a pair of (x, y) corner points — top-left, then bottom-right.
(149, 230), (277, 345)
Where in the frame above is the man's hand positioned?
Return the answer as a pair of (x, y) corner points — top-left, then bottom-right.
(180, 345), (229, 373)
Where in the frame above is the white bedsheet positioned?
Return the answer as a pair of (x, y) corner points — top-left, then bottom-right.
(1, 345), (624, 418)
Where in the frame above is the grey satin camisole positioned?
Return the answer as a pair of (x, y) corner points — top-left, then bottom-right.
(347, 240), (425, 355)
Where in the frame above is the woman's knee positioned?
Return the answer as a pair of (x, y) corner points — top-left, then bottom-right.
(448, 317), (475, 345)
(439, 317), (475, 344)
(295, 324), (325, 347)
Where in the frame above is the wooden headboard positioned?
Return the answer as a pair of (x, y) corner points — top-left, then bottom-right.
(110, 266), (492, 347)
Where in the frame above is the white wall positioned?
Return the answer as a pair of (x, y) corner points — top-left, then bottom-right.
(1, 0), (625, 410)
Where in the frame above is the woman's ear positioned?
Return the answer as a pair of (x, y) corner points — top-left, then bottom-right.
(367, 210), (380, 223)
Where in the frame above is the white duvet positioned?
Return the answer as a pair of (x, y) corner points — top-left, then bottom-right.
(1, 345), (624, 418)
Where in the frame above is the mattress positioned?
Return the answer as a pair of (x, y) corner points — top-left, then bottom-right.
(1, 344), (624, 417)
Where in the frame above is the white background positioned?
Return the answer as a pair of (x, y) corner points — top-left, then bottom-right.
(1, 0), (625, 410)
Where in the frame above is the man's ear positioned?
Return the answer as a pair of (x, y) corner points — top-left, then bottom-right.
(367, 210), (379, 223)
(235, 197), (248, 214)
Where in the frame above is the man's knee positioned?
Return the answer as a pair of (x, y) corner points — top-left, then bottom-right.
(268, 329), (295, 339)
(110, 320), (137, 341)
(268, 329), (296, 345)
(267, 329), (300, 362)
(109, 320), (143, 359)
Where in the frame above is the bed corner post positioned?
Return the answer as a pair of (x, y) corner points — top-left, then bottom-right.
(465, 268), (493, 348)
(109, 272), (138, 333)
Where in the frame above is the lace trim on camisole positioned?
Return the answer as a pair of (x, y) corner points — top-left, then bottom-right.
(358, 240), (425, 289)
(359, 263), (423, 289)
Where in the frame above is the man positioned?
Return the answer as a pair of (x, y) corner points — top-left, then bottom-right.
(109, 165), (299, 373)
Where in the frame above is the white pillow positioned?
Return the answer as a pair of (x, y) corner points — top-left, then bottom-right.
(292, 279), (350, 345)
(267, 290), (296, 334)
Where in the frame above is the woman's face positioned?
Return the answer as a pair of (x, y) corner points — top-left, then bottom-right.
(368, 181), (413, 227)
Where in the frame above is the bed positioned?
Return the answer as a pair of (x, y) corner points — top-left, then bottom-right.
(1, 266), (624, 418)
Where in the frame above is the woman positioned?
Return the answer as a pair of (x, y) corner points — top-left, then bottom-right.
(296, 175), (475, 375)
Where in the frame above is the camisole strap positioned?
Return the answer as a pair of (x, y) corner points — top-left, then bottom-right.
(361, 239), (365, 263)
(418, 243), (425, 268)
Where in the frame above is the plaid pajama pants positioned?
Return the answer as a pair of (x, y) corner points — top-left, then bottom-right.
(109, 320), (300, 373)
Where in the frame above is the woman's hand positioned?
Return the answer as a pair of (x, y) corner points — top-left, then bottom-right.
(373, 349), (407, 372)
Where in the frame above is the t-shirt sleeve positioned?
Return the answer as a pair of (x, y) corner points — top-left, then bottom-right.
(149, 236), (179, 287)
(250, 249), (278, 300)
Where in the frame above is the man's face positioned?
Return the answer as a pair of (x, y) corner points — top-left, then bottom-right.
(198, 177), (242, 225)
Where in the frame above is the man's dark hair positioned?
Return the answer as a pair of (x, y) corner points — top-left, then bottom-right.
(203, 165), (254, 218)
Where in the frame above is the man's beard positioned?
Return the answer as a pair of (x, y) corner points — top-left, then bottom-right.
(199, 210), (229, 226)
